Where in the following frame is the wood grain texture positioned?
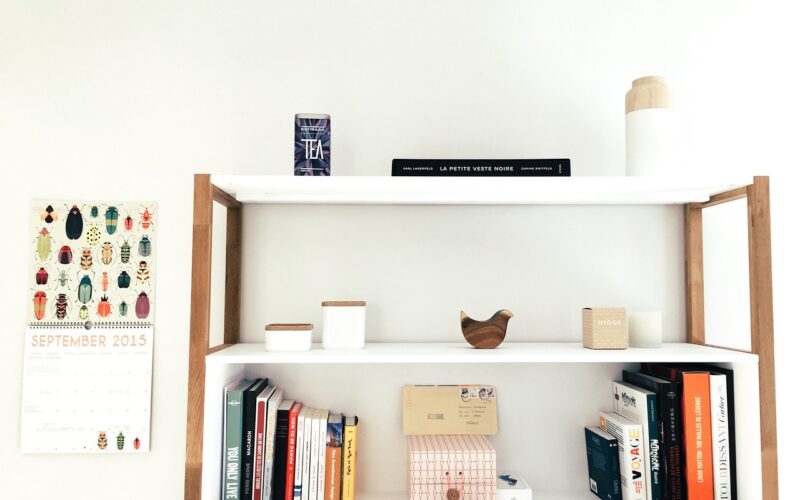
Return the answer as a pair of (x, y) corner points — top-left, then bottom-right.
(625, 76), (671, 113)
(460, 310), (513, 349)
(184, 174), (214, 500)
(690, 186), (748, 210)
(223, 202), (242, 345)
(747, 176), (779, 500)
(212, 184), (242, 208)
(685, 204), (705, 345)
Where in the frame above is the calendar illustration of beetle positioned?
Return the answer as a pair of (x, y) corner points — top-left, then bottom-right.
(80, 247), (92, 271)
(117, 270), (131, 289)
(79, 305), (89, 320)
(138, 235), (151, 257)
(35, 267), (49, 285)
(119, 300), (129, 317)
(133, 437), (140, 450)
(36, 228), (52, 261)
(116, 432), (125, 450)
(136, 261), (150, 284)
(105, 206), (119, 234)
(101, 242), (113, 265)
(124, 214), (134, 231)
(57, 270), (71, 288)
(97, 432), (108, 450)
(100, 271), (110, 291)
(135, 292), (150, 319)
(90, 205), (99, 218)
(97, 295), (111, 318)
(58, 245), (73, 265)
(78, 275), (93, 304)
(120, 240), (131, 263)
(40, 205), (58, 224)
(65, 205), (83, 240)
(55, 293), (68, 320)
(85, 223), (102, 247)
(33, 291), (47, 320)
(139, 207), (154, 230)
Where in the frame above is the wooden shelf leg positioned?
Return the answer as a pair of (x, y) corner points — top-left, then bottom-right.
(685, 203), (705, 344)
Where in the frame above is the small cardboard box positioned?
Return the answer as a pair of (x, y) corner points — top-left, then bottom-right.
(582, 307), (628, 349)
(496, 472), (532, 500)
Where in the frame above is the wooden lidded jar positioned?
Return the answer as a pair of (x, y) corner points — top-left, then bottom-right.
(322, 301), (366, 349)
(625, 76), (676, 176)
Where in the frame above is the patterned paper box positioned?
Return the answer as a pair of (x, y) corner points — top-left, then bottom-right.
(407, 435), (496, 500)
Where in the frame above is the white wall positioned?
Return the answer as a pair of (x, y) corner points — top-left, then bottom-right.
(1, 1), (798, 498)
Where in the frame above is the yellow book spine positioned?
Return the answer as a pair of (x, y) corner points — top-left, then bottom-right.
(341, 421), (358, 500)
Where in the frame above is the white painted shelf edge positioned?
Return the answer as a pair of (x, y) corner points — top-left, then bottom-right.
(206, 342), (758, 365)
(358, 490), (596, 500)
(210, 175), (752, 205)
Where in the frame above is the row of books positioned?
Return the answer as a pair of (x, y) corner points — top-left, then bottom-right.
(585, 363), (736, 500)
(223, 378), (359, 500)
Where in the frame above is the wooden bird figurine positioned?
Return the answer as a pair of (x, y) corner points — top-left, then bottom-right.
(460, 309), (513, 349)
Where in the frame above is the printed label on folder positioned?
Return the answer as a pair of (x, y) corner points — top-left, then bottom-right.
(402, 385), (497, 435)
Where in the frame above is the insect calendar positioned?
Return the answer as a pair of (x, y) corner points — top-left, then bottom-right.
(22, 201), (156, 453)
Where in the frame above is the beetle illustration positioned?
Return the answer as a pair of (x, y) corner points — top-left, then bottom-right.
(57, 270), (71, 288)
(135, 292), (150, 319)
(117, 270), (131, 289)
(58, 245), (73, 264)
(78, 275), (92, 304)
(97, 295), (111, 318)
(133, 437), (140, 450)
(124, 214), (134, 231)
(33, 291), (46, 320)
(80, 247), (92, 270)
(100, 271), (110, 291)
(119, 301), (129, 317)
(139, 207), (154, 230)
(105, 207), (119, 234)
(36, 228), (52, 261)
(97, 432), (108, 450)
(85, 223), (102, 247)
(55, 293), (68, 320)
(90, 205), (99, 218)
(40, 205), (58, 224)
(65, 205), (83, 240)
(116, 432), (125, 450)
(79, 305), (89, 320)
(138, 235), (152, 257)
(35, 267), (49, 285)
(136, 261), (150, 284)
(120, 240), (131, 263)
(101, 242), (113, 265)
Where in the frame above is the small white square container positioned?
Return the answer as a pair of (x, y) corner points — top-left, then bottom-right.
(264, 323), (313, 352)
(322, 301), (366, 349)
(497, 471), (532, 500)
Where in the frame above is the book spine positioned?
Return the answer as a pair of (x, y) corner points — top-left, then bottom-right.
(309, 411), (319, 500)
(599, 412), (645, 500)
(317, 411), (328, 500)
(224, 389), (245, 500)
(709, 375), (731, 500)
(585, 427), (622, 500)
(682, 373), (714, 500)
(324, 447), (341, 500)
(264, 391), (284, 500)
(273, 407), (292, 500)
(253, 399), (267, 500)
(391, 158), (571, 177)
(241, 382), (263, 499)
(340, 420), (355, 500)
(293, 410), (306, 500)
(285, 405), (302, 500)
(301, 412), (313, 500)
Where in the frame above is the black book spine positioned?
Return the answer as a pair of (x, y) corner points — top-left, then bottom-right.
(240, 379), (268, 498)
(391, 159), (571, 177)
(623, 370), (683, 500)
(272, 407), (291, 500)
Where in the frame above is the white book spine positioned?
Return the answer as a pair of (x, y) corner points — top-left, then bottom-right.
(301, 409), (313, 500)
(599, 411), (645, 500)
(309, 409), (320, 500)
(293, 407), (307, 500)
(612, 381), (655, 500)
(263, 389), (283, 500)
(317, 410), (329, 500)
(710, 374), (731, 500)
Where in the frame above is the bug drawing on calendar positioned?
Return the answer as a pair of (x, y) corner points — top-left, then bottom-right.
(29, 201), (157, 324)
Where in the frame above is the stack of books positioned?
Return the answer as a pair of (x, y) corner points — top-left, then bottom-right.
(585, 363), (736, 500)
(223, 378), (359, 500)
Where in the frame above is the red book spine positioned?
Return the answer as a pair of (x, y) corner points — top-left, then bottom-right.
(682, 372), (714, 500)
(253, 400), (267, 500)
(285, 404), (303, 500)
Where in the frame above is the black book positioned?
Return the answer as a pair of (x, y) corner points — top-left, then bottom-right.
(241, 378), (270, 498)
(272, 399), (295, 500)
(585, 426), (622, 500)
(623, 370), (683, 500)
(391, 158), (570, 177)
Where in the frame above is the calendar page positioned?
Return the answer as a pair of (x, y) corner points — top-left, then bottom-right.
(21, 324), (153, 453)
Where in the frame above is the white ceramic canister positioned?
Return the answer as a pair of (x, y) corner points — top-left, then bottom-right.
(322, 301), (366, 349)
(625, 76), (677, 176)
(264, 323), (313, 352)
(628, 311), (663, 348)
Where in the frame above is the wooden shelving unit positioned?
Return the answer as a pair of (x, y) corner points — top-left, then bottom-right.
(184, 175), (778, 499)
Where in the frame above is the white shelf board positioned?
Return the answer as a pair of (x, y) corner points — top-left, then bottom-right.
(206, 342), (758, 365)
(210, 175), (751, 205)
(360, 491), (595, 500)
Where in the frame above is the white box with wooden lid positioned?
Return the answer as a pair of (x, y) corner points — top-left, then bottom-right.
(322, 300), (366, 349)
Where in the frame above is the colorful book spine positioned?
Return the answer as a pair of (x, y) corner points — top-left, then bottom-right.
(623, 370), (683, 500)
(681, 372), (713, 499)
(341, 416), (358, 500)
(264, 389), (285, 500)
(242, 379), (269, 499)
(253, 386), (276, 500)
(223, 379), (253, 500)
(612, 381), (662, 500)
(598, 410), (645, 500)
(391, 158), (571, 177)
(273, 400), (296, 500)
(293, 407), (309, 500)
(285, 402), (303, 500)
(325, 414), (343, 500)
(709, 374), (731, 500)
(585, 426), (622, 500)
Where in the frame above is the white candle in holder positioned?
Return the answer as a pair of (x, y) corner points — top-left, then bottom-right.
(629, 311), (662, 347)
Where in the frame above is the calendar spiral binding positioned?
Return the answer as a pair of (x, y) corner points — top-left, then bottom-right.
(28, 322), (152, 329)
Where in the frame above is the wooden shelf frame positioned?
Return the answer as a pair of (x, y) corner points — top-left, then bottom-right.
(183, 174), (779, 499)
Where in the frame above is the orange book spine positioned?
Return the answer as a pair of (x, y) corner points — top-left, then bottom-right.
(682, 372), (714, 499)
(325, 447), (342, 500)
